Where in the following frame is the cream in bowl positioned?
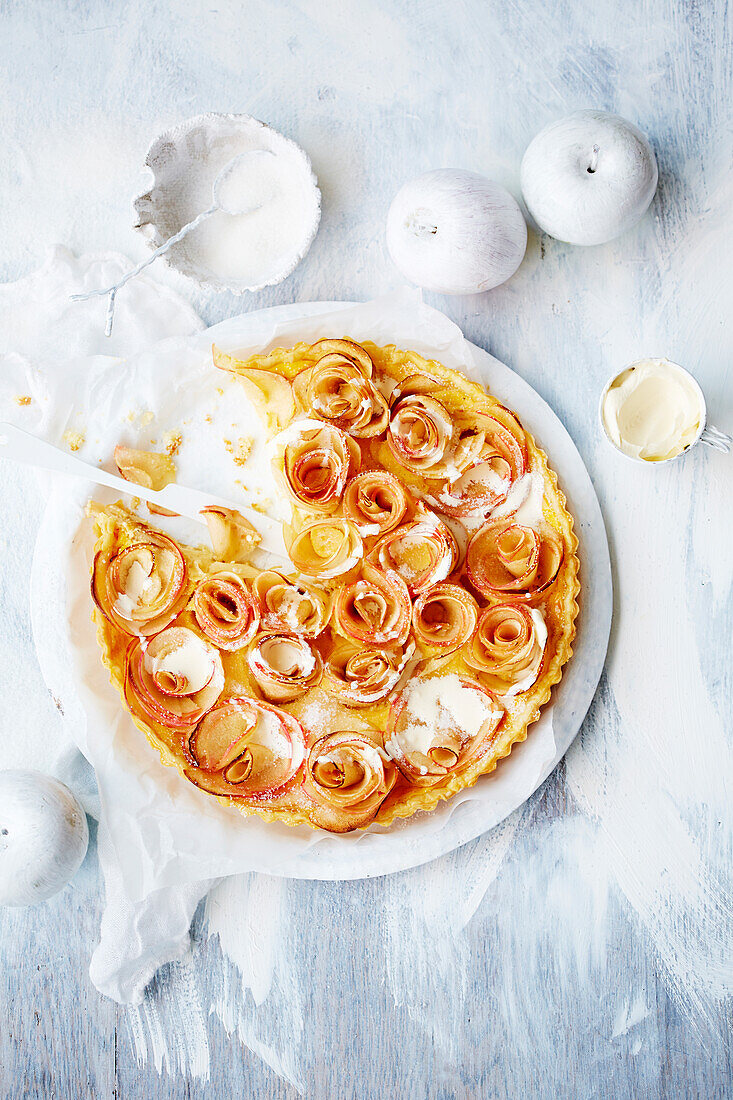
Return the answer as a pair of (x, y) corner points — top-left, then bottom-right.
(600, 358), (730, 462)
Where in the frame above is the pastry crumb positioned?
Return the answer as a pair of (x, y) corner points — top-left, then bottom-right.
(204, 414), (213, 424)
(163, 430), (182, 456)
(251, 499), (271, 514)
(62, 430), (85, 452)
(126, 409), (154, 427)
(224, 435), (253, 466)
(216, 386), (224, 397)
(14, 394), (32, 406)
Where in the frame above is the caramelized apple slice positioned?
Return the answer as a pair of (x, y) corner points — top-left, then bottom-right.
(192, 571), (259, 650)
(212, 344), (295, 432)
(125, 627), (224, 730)
(385, 675), (504, 786)
(202, 506), (261, 563)
(114, 445), (177, 516)
(303, 731), (396, 831)
(186, 697), (306, 801)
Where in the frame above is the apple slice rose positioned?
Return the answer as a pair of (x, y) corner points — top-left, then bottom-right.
(294, 339), (389, 438)
(92, 531), (188, 637)
(192, 571), (259, 651)
(466, 519), (563, 600)
(433, 411), (527, 518)
(412, 582), (479, 653)
(303, 731), (397, 831)
(332, 563), (412, 647)
(248, 633), (323, 703)
(285, 517), (363, 580)
(323, 637), (415, 708)
(370, 507), (457, 597)
(387, 393), (455, 478)
(385, 675), (504, 786)
(185, 698), (306, 801)
(343, 470), (411, 537)
(125, 626), (224, 730)
(464, 603), (548, 696)
(253, 570), (332, 637)
(279, 421), (360, 513)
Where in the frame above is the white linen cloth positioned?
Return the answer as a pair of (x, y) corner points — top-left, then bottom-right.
(0, 247), (210, 1003)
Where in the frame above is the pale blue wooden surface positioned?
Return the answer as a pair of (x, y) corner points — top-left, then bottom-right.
(0, 1), (731, 1097)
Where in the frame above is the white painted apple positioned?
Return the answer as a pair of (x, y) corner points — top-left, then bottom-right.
(520, 110), (658, 245)
(0, 770), (89, 907)
(386, 169), (527, 295)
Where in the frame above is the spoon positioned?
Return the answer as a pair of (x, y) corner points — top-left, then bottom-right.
(71, 150), (275, 336)
(0, 421), (288, 560)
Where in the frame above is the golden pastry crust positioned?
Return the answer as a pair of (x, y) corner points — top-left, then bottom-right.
(89, 339), (579, 833)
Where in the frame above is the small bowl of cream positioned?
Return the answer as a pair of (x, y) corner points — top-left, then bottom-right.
(600, 358), (731, 463)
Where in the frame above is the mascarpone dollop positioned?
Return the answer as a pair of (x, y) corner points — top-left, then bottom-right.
(602, 359), (703, 462)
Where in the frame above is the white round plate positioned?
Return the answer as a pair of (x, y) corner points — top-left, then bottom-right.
(31, 299), (611, 884)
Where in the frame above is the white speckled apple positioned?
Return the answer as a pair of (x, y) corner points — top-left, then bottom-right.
(386, 169), (527, 295)
(0, 770), (89, 907)
(520, 110), (658, 245)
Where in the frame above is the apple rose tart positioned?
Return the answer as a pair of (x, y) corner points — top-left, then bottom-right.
(89, 337), (578, 832)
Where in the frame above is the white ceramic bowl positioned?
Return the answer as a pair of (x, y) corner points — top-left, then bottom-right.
(133, 112), (321, 293)
(599, 357), (731, 463)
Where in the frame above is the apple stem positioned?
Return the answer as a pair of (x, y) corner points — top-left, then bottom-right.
(587, 145), (600, 174)
(406, 214), (438, 238)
